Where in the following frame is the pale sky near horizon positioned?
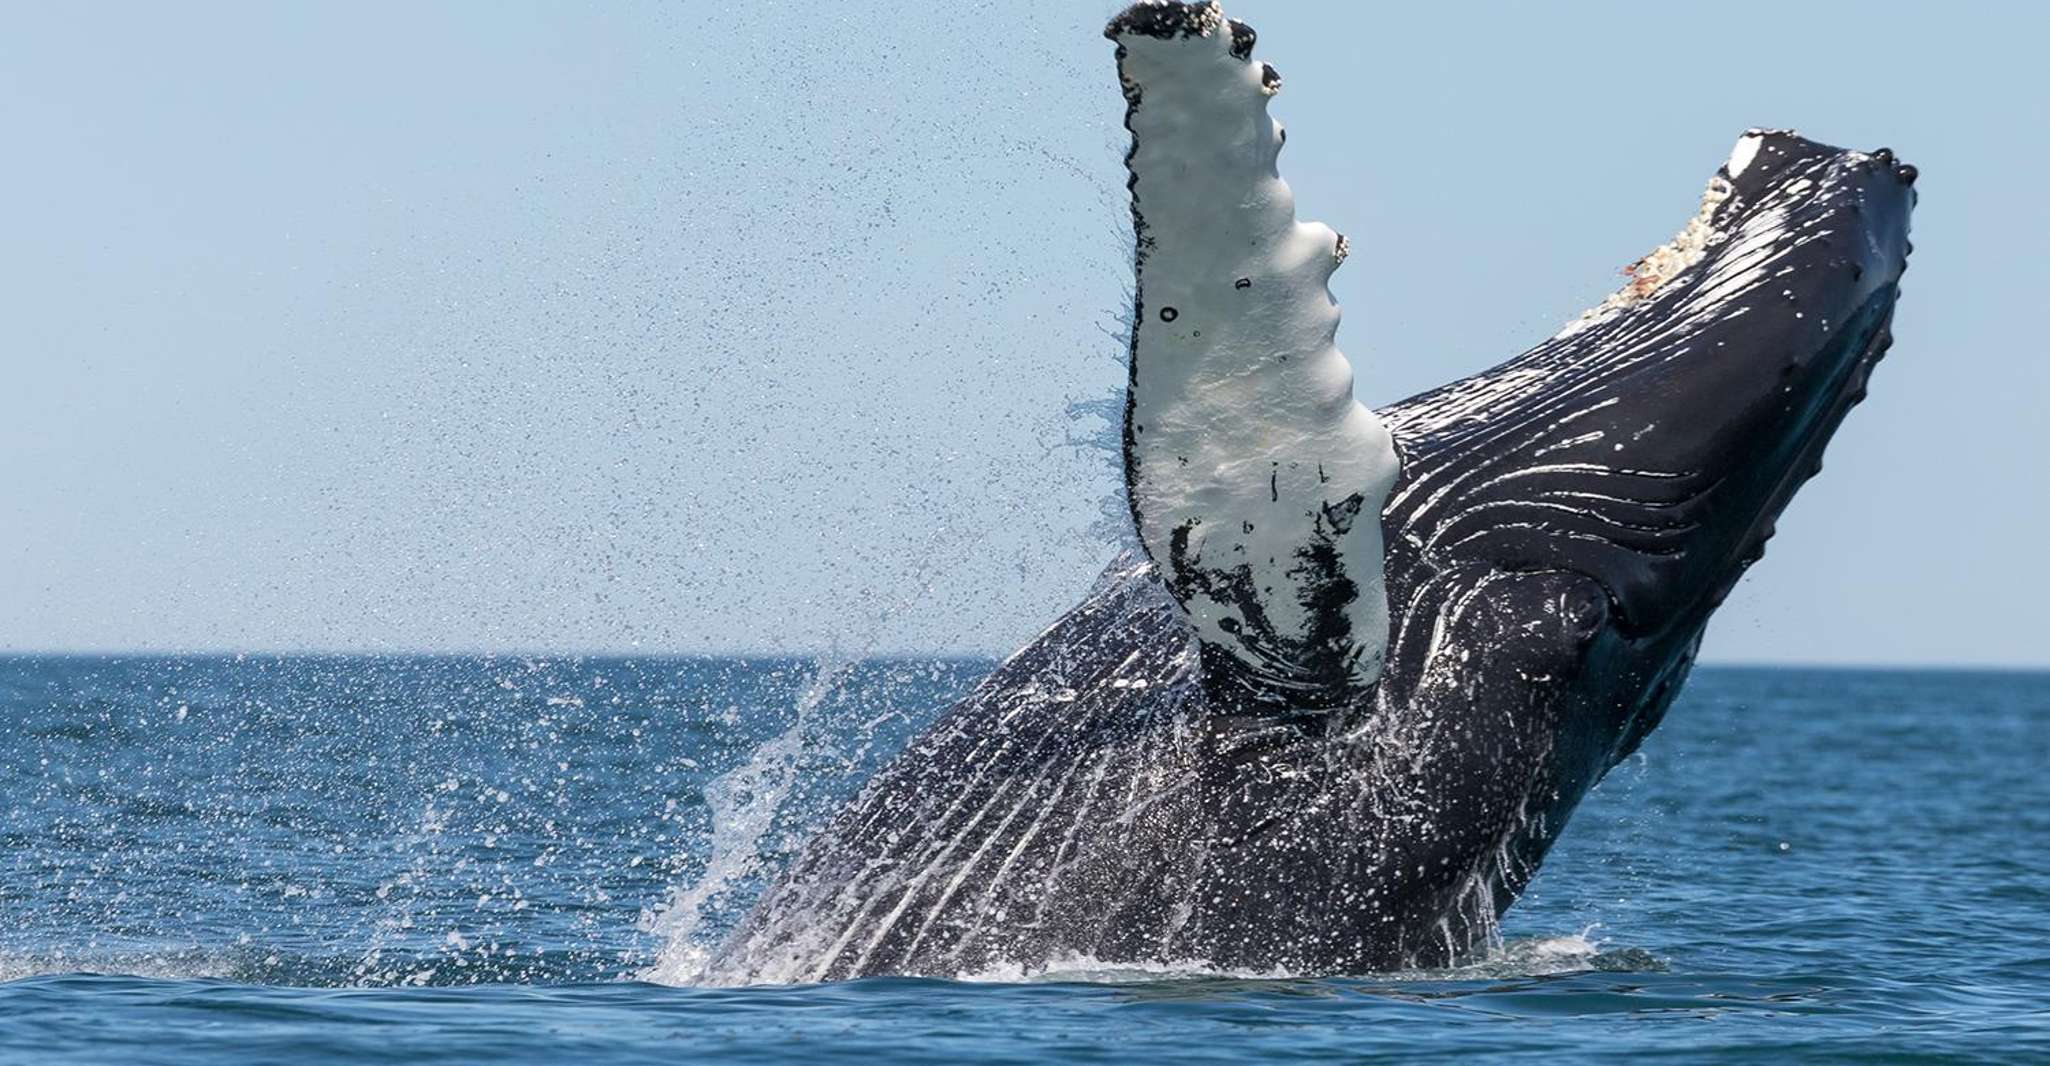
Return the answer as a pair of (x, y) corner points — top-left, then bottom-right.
(3, 2), (2046, 666)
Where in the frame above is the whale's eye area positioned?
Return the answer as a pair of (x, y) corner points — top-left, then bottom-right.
(1561, 585), (1611, 643)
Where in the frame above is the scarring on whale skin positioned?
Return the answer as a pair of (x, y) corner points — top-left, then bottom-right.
(696, 1), (1917, 983)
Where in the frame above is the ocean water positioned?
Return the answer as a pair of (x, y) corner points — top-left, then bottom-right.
(1, 655), (2045, 1063)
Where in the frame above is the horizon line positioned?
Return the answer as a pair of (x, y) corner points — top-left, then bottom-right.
(1, 647), (2045, 675)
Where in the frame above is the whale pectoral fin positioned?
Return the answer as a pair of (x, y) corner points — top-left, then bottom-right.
(1108, 2), (1400, 710)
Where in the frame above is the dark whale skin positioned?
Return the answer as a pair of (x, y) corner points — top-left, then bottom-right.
(695, 0), (1919, 983)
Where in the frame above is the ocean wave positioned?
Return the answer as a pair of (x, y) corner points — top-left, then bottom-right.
(1, 930), (1659, 991)
(946, 930), (1661, 986)
(0, 945), (639, 989)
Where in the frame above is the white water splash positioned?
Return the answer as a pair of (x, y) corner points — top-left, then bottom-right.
(639, 657), (857, 985)
(0, 950), (235, 984)
(640, 503), (1053, 986)
(944, 929), (1654, 985)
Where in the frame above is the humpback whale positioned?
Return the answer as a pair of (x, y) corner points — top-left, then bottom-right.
(696, 0), (1917, 983)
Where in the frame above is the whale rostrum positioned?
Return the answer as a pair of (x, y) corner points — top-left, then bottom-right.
(693, 0), (1917, 983)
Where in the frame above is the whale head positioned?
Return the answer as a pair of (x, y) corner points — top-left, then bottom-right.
(1373, 130), (1916, 783)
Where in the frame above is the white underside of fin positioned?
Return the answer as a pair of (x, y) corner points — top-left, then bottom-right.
(1111, 3), (1399, 700)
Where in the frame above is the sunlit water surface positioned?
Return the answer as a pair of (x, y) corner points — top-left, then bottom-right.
(2, 657), (2045, 1063)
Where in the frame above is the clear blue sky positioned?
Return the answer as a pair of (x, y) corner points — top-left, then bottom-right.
(3, 2), (2045, 666)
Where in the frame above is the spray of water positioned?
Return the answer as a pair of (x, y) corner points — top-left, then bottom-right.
(639, 512), (1025, 984)
(638, 657), (856, 983)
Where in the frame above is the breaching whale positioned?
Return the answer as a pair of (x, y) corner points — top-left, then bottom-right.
(696, 0), (1917, 983)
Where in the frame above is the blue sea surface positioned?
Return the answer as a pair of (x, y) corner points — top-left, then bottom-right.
(2, 656), (2045, 1063)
